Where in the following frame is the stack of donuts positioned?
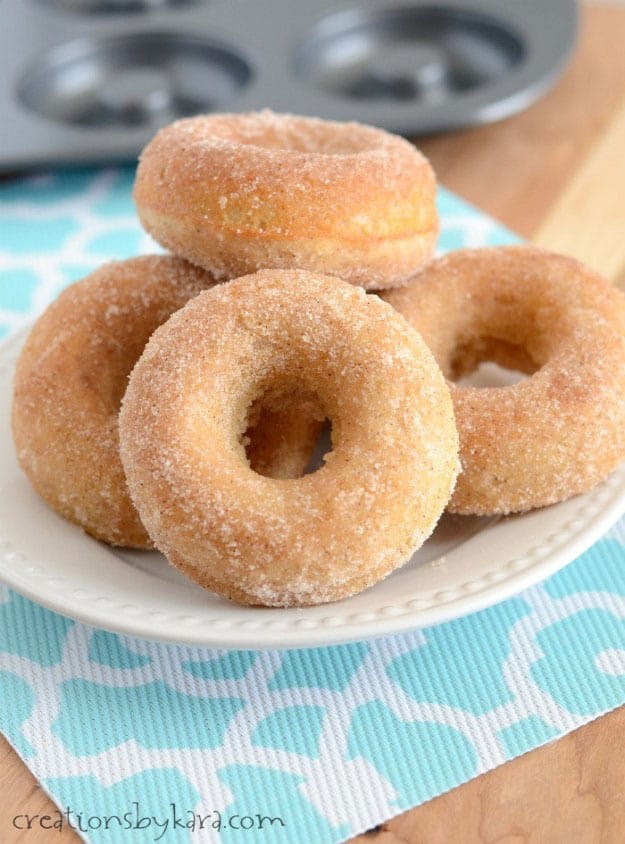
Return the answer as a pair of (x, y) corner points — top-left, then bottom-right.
(12, 110), (625, 608)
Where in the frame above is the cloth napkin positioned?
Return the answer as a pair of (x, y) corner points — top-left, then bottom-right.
(2, 169), (625, 844)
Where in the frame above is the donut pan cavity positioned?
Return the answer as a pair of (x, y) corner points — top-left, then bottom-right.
(1, 0), (576, 171)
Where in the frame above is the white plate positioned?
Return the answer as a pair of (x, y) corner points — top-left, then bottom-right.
(2, 328), (625, 649)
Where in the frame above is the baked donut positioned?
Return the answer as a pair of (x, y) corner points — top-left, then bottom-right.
(119, 269), (459, 607)
(382, 246), (625, 515)
(133, 110), (438, 290)
(12, 256), (320, 548)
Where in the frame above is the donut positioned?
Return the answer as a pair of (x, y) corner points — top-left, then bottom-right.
(12, 256), (320, 548)
(133, 110), (438, 291)
(119, 269), (459, 607)
(381, 246), (625, 515)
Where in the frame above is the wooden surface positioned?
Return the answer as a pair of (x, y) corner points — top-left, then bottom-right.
(2, 3), (625, 841)
(418, 1), (625, 245)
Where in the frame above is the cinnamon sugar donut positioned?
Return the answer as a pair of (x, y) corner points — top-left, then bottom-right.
(133, 110), (438, 290)
(382, 247), (625, 515)
(12, 257), (320, 548)
(119, 269), (459, 607)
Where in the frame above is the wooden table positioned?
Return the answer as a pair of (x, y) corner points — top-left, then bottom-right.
(2, 3), (625, 841)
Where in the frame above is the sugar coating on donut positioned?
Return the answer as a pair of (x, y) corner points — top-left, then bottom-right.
(12, 256), (324, 546)
(133, 110), (438, 290)
(119, 269), (460, 607)
(11, 256), (218, 547)
(382, 246), (625, 514)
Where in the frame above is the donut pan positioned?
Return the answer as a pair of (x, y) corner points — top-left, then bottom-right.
(0, 0), (576, 171)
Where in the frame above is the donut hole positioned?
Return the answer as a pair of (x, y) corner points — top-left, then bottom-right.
(241, 386), (330, 479)
(303, 418), (334, 475)
(450, 335), (539, 387)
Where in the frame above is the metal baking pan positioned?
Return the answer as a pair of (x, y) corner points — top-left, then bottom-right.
(0, 0), (577, 171)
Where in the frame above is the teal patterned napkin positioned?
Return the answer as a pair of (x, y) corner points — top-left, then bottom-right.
(2, 169), (625, 843)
